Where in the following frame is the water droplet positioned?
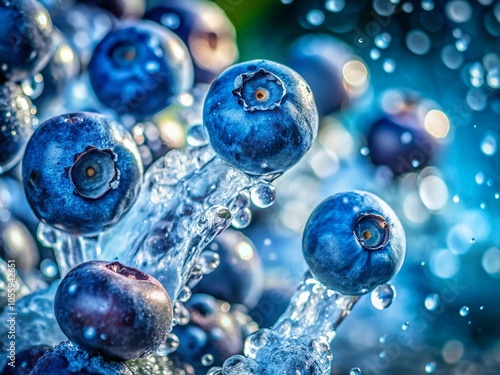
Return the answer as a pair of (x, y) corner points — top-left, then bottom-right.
(421, 261), (426, 266)
(231, 207), (252, 229)
(459, 306), (470, 317)
(453, 195), (460, 203)
(67, 283), (78, 296)
(425, 361), (436, 373)
(470, 237), (476, 243)
(371, 284), (397, 310)
(198, 251), (220, 274)
(480, 306), (484, 310)
(402, 321), (410, 330)
(480, 202), (486, 209)
(187, 125), (208, 147)
(360, 147), (370, 156)
(480, 132), (497, 156)
(425, 293), (440, 311)
(379, 334), (387, 343)
(156, 333), (180, 355)
(177, 285), (192, 303)
(83, 327), (96, 340)
(406, 30), (431, 55)
(375, 33), (392, 49)
(422, 0), (434, 11)
(161, 12), (181, 29)
(40, 258), (58, 278)
(350, 368), (362, 375)
(383, 58), (397, 73)
(495, 193), (500, 199)
(201, 353), (215, 366)
(325, 0), (345, 12)
(370, 48), (381, 60)
(358, 38), (364, 44)
(100, 333), (107, 340)
(400, 131), (413, 144)
(379, 351), (387, 358)
(250, 183), (276, 208)
(411, 159), (420, 168)
(306, 9), (325, 26)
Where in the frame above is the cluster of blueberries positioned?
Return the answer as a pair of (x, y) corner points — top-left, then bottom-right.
(0, 0), (413, 374)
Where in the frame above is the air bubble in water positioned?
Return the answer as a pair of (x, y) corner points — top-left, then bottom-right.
(371, 284), (397, 310)
(325, 0), (345, 12)
(425, 361), (436, 373)
(379, 334), (387, 343)
(406, 30), (431, 55)
(383, 58), (396, 73)
(375, 33), (392, 49)
(459, 306), (470, 317)
(199, 251), (220, 274)
(307, 9), (325, 26)
(441, 45), (464, 70)
(402, 321), (410, 330)
(177, 285), (192, 303)
(373, 0), (396, 16)
(250, 183), (276, 208)
(360, 147), (370, 156)
(425, 293), (440, 311)
(480, 132), (497, 156)
(231, 207), (252, 229)
(350, 368), (362, 375)
(446, 1), (473, 23)
(422, 0), (434, 11)
(156, 333), (180, 355)
(370, 48), (381, 60)
(40, 258), (58, 278)
(201, 353), (215, 366)
(470, 237), (476, 243)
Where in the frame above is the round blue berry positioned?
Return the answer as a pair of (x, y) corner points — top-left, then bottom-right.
(22, 112), (143, 235)
(88, 20), (193, 118)
(0, 83), (33, 174)
(144, 0), (238, 84)
(367, 112), (439, 176)
(285, 34), (350, 117)
(54, 261), (172, 361)
(302, 191), (406, 295)
(0, 0), (53, 82)
(203, 60), (318, 175)
(193, 230), (263, 308)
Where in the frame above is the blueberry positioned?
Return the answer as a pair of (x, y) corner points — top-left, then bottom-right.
(0, 0), (53, 82)
(30, 341), (132, 375)
(173, 294), (245, 368)
(22, 112), (143, 235)
(88, 20), (193, 118)
(144, 0), (238, 84)
(302, 191), (406, 295)
(193, 230), (263, 308)
(285, 34), (350, 117)
(366, 112), (439, 176)
(54, 261), (173, 361)
(0, 344), (50, 375)
(0, 83), (33, 174)
(203, 59), (318, 175)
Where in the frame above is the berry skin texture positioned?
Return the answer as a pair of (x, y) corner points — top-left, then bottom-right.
(302, 191), (406, 295)
(0, 0), (53, 83)
(203, 59), (318, 175)
(22, 112), (143, 235)
(0, 83), (33, 174)
(54, 261), (173, 362)
(144, 0), (238, 84)
(88, 20), (193, 118)
(30, 341), (133, 375)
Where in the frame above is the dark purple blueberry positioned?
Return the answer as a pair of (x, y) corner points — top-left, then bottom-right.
(54, 261), (173, 361)
(366, 112), (440, 176)
(0, 0), (53, 82)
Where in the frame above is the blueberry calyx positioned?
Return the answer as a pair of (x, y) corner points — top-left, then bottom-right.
(69, 146), (119, 199)
(353, 213), (390, 251)
(106, 261), (150, 280)
(232, 68), (286, 112)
